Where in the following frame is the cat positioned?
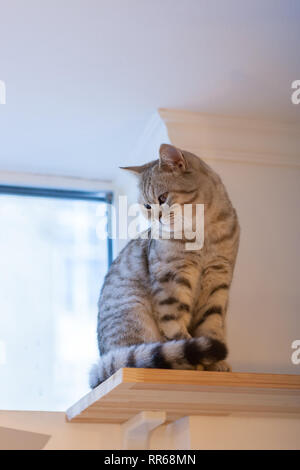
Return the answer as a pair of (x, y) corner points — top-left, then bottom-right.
(89, 144), (240, 388)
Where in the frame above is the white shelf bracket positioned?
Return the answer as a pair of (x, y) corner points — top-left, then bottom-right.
(121, 411), (167, 450)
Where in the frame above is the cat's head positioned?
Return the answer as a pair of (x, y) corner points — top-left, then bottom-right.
(121, 144), (217, 235)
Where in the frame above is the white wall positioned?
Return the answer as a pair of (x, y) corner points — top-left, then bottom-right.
(210, 160), (300, 374)
(2, 411), (299, 450)
(0, 411), (121, 450)
(150, 415), (300, 450)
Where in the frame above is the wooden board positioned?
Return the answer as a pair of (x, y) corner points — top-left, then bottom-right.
(66, 368), (300, 424)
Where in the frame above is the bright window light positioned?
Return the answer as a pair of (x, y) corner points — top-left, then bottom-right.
(0, 186), (112, 411)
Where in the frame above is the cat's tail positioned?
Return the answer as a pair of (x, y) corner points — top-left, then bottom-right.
(89, 336), (227, 388)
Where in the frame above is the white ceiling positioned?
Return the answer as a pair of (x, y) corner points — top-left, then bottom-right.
(0, 0), (299, 180)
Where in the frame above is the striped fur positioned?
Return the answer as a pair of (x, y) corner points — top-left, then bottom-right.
(90, 337), (227, 387)
(89, 144), (239, 388)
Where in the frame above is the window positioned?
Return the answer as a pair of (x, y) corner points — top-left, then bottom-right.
(0, 185), (113, 411)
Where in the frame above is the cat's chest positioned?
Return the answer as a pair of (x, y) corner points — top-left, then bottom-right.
(148, 241), (204, 280)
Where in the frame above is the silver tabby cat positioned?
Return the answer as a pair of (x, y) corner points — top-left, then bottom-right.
(89, 144), (239, 388)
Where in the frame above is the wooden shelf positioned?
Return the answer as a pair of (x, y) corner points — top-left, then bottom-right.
(66, 368), (300, 424)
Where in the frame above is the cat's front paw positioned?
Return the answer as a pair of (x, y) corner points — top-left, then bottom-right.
(204, 360), (232, 372)
(163, 331), (192, 341)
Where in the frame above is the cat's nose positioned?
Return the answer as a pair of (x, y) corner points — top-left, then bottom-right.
(158, 211), (162, 221)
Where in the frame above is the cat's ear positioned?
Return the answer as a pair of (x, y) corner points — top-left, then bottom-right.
(119, 164), (147, 175)
(159, 144), (187, 171)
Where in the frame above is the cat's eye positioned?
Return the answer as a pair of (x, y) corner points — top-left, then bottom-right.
(158, 192), (168, 205)
(144, 203), (151, 210)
